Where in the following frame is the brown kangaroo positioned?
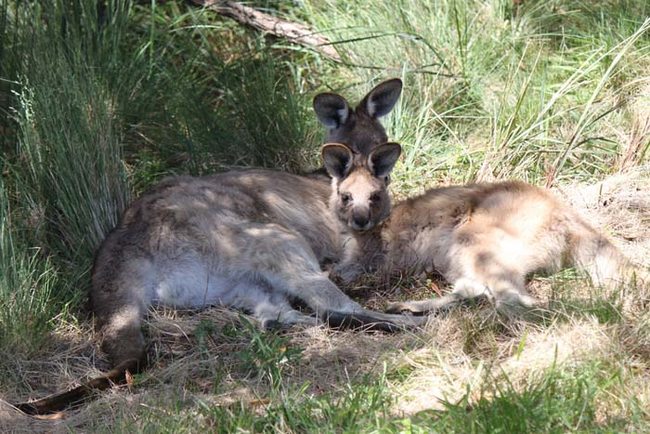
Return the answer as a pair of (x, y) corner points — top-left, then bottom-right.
(15, 79), (418, 415)
(322, 144), (648, 315)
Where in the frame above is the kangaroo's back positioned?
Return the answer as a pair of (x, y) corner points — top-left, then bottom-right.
(382, 181), (644, 315)
(386, 181), (627, 278)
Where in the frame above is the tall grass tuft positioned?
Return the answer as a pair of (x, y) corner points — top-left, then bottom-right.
(0, 1), (133, 348)
(217, 49), (319, 172)
(12, 2), (131, 268)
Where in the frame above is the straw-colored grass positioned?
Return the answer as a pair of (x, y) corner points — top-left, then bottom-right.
(2, 0), (650, 431)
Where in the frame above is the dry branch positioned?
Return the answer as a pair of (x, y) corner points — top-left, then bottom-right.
(191, 0), (341, 61)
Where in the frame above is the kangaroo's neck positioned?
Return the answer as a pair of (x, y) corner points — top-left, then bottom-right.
(347, 198), (421, 274)
(350, 223), (388, 272)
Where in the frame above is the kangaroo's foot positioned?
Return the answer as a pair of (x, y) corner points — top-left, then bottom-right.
(324, 309), (427, 331)
(386, 278), (494, 314)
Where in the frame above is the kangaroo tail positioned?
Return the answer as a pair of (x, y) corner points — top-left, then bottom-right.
(13, 358), (140, 415)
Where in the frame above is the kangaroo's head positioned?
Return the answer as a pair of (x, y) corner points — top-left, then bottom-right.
(322, 142), (401, 232)
(313, 79), (402, 156)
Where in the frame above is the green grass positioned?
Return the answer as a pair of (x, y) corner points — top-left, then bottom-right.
(92, 371), (395, 433)
(408, 363), (638, 433)
(0, 173), (59, 357)
(1, 0), (650, 431)
(224, 316), (305, 392)
(307, 0), (650, 185)
(74, 356), (650, 433)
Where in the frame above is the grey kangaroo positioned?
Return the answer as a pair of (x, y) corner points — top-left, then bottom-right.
(321, 144), (648, 315)
(16, 79), (417, 415)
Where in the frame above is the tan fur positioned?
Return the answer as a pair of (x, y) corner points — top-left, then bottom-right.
(324, 143), (401, 232)
(335, 179), (647, 314)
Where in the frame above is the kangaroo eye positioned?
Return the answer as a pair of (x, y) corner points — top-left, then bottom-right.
(341, 193), (352, 204)
(370, 193), (381, 202)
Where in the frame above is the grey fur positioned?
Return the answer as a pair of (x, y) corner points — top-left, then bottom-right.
(92, 80), (415, 366)
(313, 79), (402, 155)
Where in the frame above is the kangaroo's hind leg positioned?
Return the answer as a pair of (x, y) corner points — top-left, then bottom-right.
(269, 266), (427, 330)
(226, 222), (426, 329)
(387, 222), (537, 315)
(223, 280), (319, 330)
(243, 224), (427, 329)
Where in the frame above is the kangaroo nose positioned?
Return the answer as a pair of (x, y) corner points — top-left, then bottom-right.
(352, 211), (371, 231)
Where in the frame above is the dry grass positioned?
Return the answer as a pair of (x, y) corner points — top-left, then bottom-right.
(2, 0), (650, 431)
(1, 170), (649, 432)
(560, 166), (650, 261)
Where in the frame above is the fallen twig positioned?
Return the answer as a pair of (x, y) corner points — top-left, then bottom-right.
(191, 0), (341, 61)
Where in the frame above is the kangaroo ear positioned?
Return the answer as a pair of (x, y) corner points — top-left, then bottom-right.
(358, 78), (402, 119)
(322, 143), (354, 179)
(313, 93), (351, 129)
(368, 142), (401, 178)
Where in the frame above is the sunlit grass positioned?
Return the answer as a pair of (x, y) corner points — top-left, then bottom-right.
(305, 0), (650, 185)
(1, 0), (650, 431)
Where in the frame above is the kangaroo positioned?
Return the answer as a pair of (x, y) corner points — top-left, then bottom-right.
(15, 79), (418, 415)
(322, 144), (648, 315)
(313, 78), (402, 156)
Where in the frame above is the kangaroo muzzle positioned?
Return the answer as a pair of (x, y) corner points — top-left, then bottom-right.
(351, 207), (372, 231)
